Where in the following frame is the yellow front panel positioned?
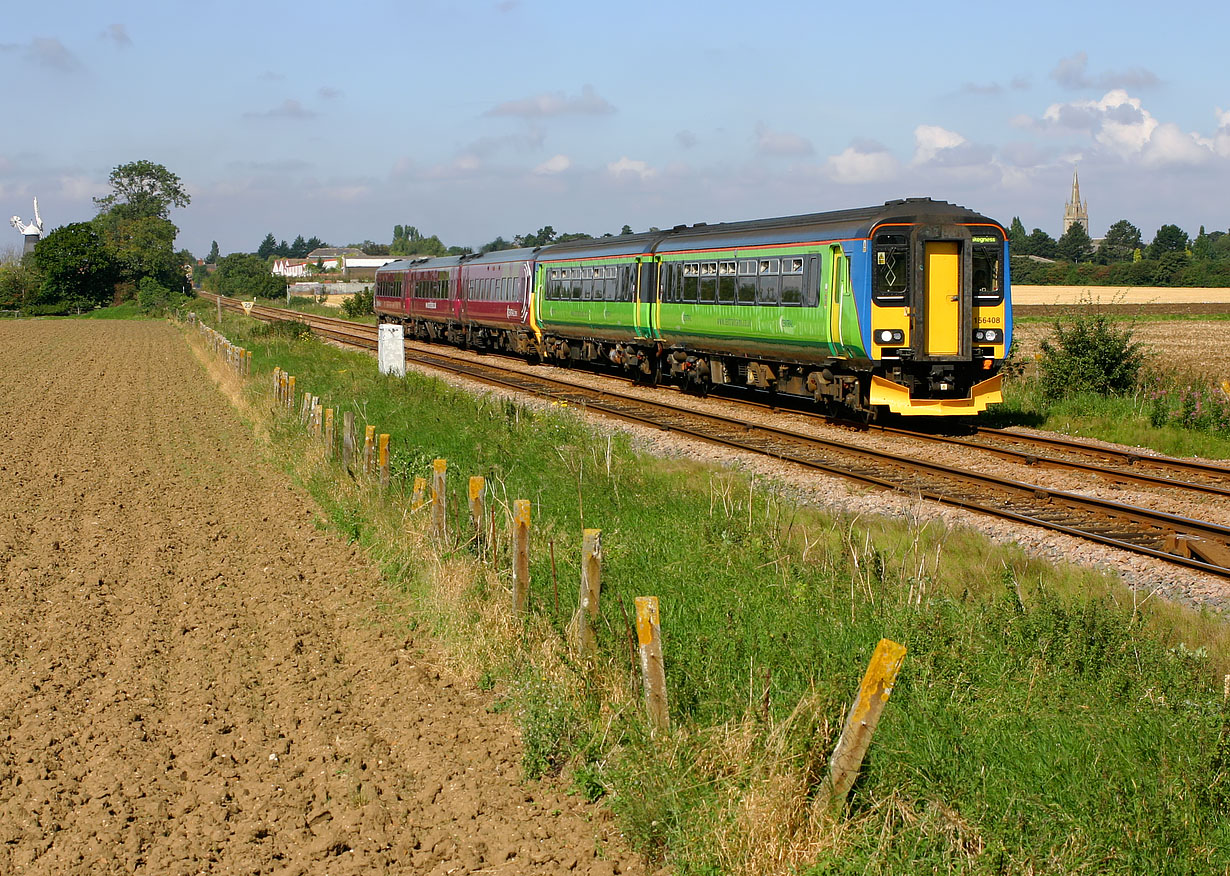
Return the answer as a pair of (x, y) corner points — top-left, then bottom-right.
(925, 242), (960, 356)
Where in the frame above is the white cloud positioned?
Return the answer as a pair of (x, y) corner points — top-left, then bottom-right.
(754, 123), (814, 157)
(1050, 51), (1158, 91)
(824, 142), (898, 184)
(912, 125), (966, 165)
(1142, 122), (1211, 166)
(534, 154), (571, 175)
(1036, 90), (1216, 166)
(607, 157), (654, 180)
(486, 85), (614, 118)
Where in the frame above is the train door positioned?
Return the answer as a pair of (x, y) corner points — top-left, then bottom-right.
(828, 245), (845, 355)
(924, 241), (960, 356)
(634, 257), (659, 340)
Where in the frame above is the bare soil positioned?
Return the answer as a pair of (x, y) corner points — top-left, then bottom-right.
(0, 320), (644, 876)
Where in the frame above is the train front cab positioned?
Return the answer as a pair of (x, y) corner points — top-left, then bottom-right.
(865, 220), (1009, 415)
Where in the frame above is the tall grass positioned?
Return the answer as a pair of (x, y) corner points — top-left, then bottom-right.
(188, 302), (1230, 874)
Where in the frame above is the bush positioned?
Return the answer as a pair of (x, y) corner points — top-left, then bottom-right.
(137, 276), (173, 313)
(342, 286), (373, 318)
(1037, 311), (1146, 399)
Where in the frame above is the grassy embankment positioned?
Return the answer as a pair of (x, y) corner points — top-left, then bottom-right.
(184, 301), (1230, 875)
(988, 311), (1230, 460)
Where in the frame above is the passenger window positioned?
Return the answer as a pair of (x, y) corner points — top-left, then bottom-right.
(759, 274), (780, 305)
(781, 274), (803, 305)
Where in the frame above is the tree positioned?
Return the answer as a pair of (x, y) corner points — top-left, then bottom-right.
(1026, 228), (1058, 259)
(1057, 223), (1094, 263)
(0, 259), (37, 310)
(620, 224), (634, 236)
(257, 233), (278, 260)
(30, 223), (118, 312)
(207, 240), (220, 264)
(93, 211), (186, 295)
(391, 225), (447, 257)
(1148, 224), (1189, 259)
(205, 253), (286, 299)
(93, 160), (190, 220)
(1007, 217), (1029, 255)
(290, 235), (309, 258)
(1098, 219), (1142, 263)
(1192, 226), (1213, 260)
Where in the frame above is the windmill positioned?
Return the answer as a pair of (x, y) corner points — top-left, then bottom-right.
(9, 198), (43, 255)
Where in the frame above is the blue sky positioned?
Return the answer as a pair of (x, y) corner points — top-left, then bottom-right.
(4, 0), (1230, 258)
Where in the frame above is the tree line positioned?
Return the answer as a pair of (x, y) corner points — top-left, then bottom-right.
(0, 160), (193, 315)
(1008, 217), (1230, 287)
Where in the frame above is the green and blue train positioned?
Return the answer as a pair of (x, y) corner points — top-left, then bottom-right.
(374, 198), (1010, 416)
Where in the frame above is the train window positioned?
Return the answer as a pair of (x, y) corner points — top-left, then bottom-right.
(571, 271), (582, 300)
(733, 276), (752, 305)
(700, 275), (717, 304)
(972, 241), (1003, 305)
(759, 259), (779, 275)
(718, 275), (736, 303)
(784, 258), (803, 274)
(759, 274), (780, 305)
(781, 273), (803, 305)
(738, 260), (756, 276)
(873, 233), (909, 305)
(682, 265), (699, 302)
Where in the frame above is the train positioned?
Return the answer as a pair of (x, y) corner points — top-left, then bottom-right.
(373, 198), (1011, 417)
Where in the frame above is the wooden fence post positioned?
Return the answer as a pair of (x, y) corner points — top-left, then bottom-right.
(572, 529), (602, 660)
(287, 376), (295, 412)
(431, 458), (448, 543)
(512, 499), (531, 613)
(468, 476), (486, 551)
(363, 425), (375, 475)
(342, 412), (355, 470)
(378, 433), (391, 490)
(324, 408), (335, 458)
(635, 596), (669, 732)
(817, 638), (907, 812)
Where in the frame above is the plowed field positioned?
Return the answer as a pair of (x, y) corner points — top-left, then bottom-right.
(0, 320), (642, 876)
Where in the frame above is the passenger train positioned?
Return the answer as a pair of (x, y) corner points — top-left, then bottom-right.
(373, 198), (1011, 416)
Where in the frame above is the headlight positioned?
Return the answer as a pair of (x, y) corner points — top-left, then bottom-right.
(876, 329), (905, 344)
(974, 328), (1002, 343)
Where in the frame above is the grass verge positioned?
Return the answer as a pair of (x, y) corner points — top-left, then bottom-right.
(186, 302), (1230, 875)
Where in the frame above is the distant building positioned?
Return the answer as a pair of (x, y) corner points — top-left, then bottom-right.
(272, 247), (398, 279)
(1062, 168), (1089, 235)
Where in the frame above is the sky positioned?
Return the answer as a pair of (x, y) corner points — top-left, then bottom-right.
(4, 0), (1230, 259)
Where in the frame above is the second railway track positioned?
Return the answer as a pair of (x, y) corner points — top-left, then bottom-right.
(209, 295), (1230, 579)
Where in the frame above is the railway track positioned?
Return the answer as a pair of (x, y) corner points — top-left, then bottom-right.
(207, 295), (1230, 578)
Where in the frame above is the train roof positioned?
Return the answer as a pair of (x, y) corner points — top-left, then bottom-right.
(535, 230), (668, 262)
(654, 199), (1003, 253)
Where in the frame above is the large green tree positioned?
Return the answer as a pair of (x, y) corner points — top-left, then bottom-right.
(93, 159), (190, 220)
(1057, 223), (1094, 263)
(1098, 219), (1142, 263)
(1007, 217), (1029, 255)
(1148, 224), (1189, 258)
(30, 223), (119, 312)
(93, 160), (191, 299)
(1026, 228), (1058, 259)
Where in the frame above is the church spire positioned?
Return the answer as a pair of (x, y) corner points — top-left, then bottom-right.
(1063, 166), (1089, 234)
